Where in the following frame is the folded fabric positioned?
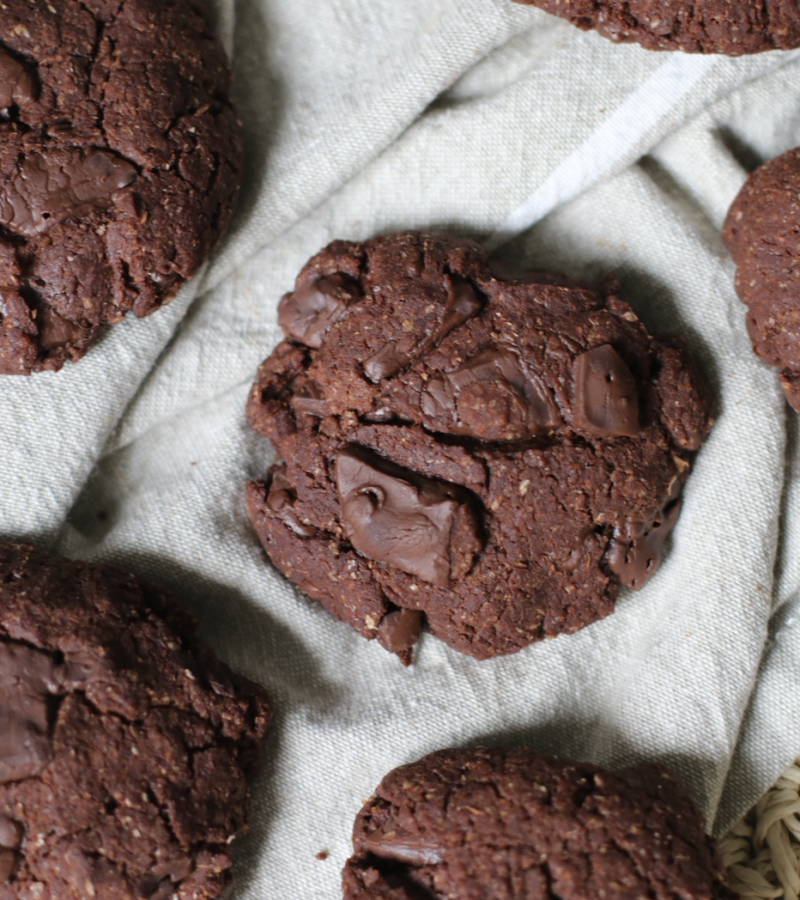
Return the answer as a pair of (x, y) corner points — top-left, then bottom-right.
(1, 1), (800, 897)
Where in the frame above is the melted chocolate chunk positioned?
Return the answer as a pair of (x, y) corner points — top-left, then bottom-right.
(0, 641), (61, 785)
(37, 305), (85, 350)
(364, 276), (483, 382)
(336, 446), (481, 588)
(268, 467), (319, 538)
(422, 345), (561, 440)
(0, 148), (137, 238)
(58, 648), (111, 689)
(363, 817), (444, 866)
(573, 344), (640, 438)
(377, 608), (424, 654)
(606, 481), (682, 589)
(290, 380), (331, 417)
(278, 274), (361, 349)
(0, 47), (34, 110)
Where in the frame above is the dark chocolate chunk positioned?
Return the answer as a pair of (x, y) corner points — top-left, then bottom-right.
(573, 344), (640, 437)
(0, 0), (243, 375)
(344, 748), (733, 900)
(268, 467), (319, 538)
(0, 149), (137, 238)
(0, 540), (272, 900)
(279, 274), (361, 349)
(362, 816), (444, 866)
(0, 47), (34, 109)
(422, 345), (561, 439)
(512, 0), (800, 55)
(0, 641), (59, 784)
(364, 275), (483, 382)
(377, 608), (424, 654)
(606, 481), (682, 589)
(291, 379), (331, 417)
(37, 305), (85, 350)
(246, 231), (713, 661)
(336, 446), (481, 588)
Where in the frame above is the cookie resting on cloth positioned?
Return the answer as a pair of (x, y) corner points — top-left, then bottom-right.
(0, 0), (242, 375)
(512, 0), (800, 55)
(342, 747), (735, 900)
(723, 147), (800, 412)
(245, 231), (714, 662)
(0, 541), (271, 899)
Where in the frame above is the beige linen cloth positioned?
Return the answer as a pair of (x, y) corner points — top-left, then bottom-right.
(2, 0), (800, 894)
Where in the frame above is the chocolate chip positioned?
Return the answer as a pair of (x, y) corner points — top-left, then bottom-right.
(0, 47), (35, 110)
(278, 273), (361, 349)
(606, 482), (682, 589)
(267, 467), (319, 538)
(290, 380), (330, 418)
(37, 306), (85, 351)
(0, 641), (61, 784)
(57, 648), (110, 690)
(336, 446), (482, 588)
(364, 276), (483, 382)
(0, 148), (137, 238)
(377, 609), (423, 654)
(363, 817), (444, 866)
(573, 344), (640, 438)
(422, 346), (561, 440)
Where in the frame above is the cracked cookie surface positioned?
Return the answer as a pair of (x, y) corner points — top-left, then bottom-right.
(723, 147), (800, 412)
(245, 231), (714, 662)
(0, 541), (271, 899)
(342, 747), (734, 900)
(512, 0), (800, 54)
(0, 0), (242, 374)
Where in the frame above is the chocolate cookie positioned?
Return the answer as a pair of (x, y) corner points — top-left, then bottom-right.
(723, 147), (800, 411)
(513, 0), (800, 54)
(343, 747), (734, 900)
(0, 541), (271, 899)
(246, 231), (714, 662)
(0, 0), (242, 375)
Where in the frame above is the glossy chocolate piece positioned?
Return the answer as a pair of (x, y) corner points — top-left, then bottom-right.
(0, 48), (34, 109)
(364, 276), (483, 382)
(423, 345), (561, 440)
(278, 273), (361, 349)
(363, 817), (444, 866)
(37, 306), (85, 350)
(606, 480), (682, 589)
(267, 467), (319, 539)
(336, 446), (480, 588)
(573, 344), (640, 437)
(0, 148), (137, 238)
(377, 608), (424, 654)
(0, 641), (60, 784)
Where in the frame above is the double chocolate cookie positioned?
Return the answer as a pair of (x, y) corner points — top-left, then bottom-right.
(246, 231), (714, 662)
(0, 0), (242, 375)
(343, 747), (734, 900)
(723, 147), (800, 411)
(0, 541), (271, 899)
(513, 0), (800, 54)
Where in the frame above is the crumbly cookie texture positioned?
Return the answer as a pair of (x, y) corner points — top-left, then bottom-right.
(246, 231), (714, 662)
(723, 147), (800, 411)
(342, 747), (735, 900)
(0, 541), (271, 899)
(0, 0), (243, 375)
(513, 0), (800, 54)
